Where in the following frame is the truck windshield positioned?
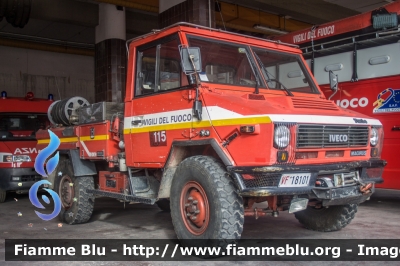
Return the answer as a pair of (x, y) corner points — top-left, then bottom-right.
(0, 113), (48, 140)
(186, 35), (319, 94)
(252, 47), (319, 94)
(187, 36), (261, 87)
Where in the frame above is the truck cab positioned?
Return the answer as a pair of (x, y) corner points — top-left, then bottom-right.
(36, 23), (386, 240)
(0, 91), (52, 202)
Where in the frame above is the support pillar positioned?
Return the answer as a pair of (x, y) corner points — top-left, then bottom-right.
(95, 3), (126, 102)
(159, 0), (215, 28)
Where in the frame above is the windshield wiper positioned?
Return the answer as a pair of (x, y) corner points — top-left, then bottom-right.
(253, 53), (294, 97)
(241, 48), (260, 94)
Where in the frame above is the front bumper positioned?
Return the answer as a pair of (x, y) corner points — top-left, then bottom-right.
(311, 184), (373, 206)
(0, 167), (41, 191)
(228, 159), (386, 206)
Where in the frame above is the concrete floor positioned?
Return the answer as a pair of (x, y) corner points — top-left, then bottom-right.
(1, 189), (400, 266)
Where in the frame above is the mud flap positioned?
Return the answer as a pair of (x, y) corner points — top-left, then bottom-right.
(69, 149), (97, 177)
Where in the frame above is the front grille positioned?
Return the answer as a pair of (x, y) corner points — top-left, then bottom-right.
(297, 125), (369, 148)
(20, 175), (41, 182)
(241, 173), (281, 188)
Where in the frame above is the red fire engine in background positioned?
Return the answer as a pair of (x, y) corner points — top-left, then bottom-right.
(0, 91), (52, 202)
(275, 1), (400, 190)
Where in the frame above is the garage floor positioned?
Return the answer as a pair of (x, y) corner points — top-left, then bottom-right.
(1, 189), (399, 266)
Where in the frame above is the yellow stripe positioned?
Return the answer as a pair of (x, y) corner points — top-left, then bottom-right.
(80, 135), (109, 141)
(39, 117), (272, 140)
(38, 137), (78, 144)
(130, 121), (194, 133)
(123, 116), (271, 134)
(37, 135), (109, 144)
(211, 116), (271, 126)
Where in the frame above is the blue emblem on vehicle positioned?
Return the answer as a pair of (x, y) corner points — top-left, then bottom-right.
(29, 130), (61, 221)
(373, 88), (400, 113)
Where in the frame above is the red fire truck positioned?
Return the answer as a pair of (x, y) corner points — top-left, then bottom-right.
(36, 23), (386, 240)
(0, 91), (52, 202)
(275, 1), (400, 190)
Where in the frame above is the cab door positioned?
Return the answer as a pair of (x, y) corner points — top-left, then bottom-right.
(126, 35), (194, 167)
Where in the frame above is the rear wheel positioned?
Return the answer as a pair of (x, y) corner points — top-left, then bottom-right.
(0, 189), (6, 203)
(295, 204), (358, 232)
(170, 156), (244, 240)
(55, 158), (95, 224)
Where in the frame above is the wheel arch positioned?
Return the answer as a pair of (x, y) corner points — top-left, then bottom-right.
(158, 139), (233, 199)
(169, 155), (244, 240)
(47, 149), (97, 189)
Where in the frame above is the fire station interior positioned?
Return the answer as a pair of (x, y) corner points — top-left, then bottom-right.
(1, 0), (400, 263)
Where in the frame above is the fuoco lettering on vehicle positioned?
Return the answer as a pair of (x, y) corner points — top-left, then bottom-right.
(317, 25), (335, 37)
(170, 114), (192, 123)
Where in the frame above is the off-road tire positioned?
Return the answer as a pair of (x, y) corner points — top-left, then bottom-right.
(170, 156), (244, 240)
(55, 158), (95, 224)
(295, 204), (358, 232)
(0, 189), (6, 203)
(156, 199), (170, 212)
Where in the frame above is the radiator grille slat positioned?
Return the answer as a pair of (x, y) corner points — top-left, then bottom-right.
(297, 125), (369, 148)
(292, 98), (339, 110)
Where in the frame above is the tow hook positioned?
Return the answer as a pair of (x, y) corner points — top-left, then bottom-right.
(359, 183), (373, 194)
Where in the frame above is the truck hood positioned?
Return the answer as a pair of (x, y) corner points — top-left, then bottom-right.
(201, 91), (381, 126)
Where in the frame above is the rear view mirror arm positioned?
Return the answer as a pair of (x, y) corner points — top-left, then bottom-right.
(188, 53), (202, 121)
(328, 70), (339, 100)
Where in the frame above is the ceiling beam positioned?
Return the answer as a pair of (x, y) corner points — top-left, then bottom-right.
(31, 0), (99, 27)
(223, 0), (359, 24)
(255, 0), (359, 23)
(94, 0), (158, 13)
(0, 38), (94, 56)
(216, 2), (313, 34)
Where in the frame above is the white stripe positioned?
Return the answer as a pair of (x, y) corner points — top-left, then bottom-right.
(124, 108), (206, 130)
(267, 114), (382, 126)
(207, 106), (381, 126)
(123, 106), (381, 130)
(80, 141), (96, 157)
(205, 106), (243, 119)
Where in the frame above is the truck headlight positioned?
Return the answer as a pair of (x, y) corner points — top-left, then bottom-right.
(370, 127), (379, 146)
(12, 155), (31, 162)
(2, 155), (12, 162)
(274, 125), (291, 148)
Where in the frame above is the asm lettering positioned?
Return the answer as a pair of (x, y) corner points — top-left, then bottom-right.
(14, 148), (39, 154)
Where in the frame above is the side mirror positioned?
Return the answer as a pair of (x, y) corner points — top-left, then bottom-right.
(329, 70), (338, 91)
(179, 46), (202, 74)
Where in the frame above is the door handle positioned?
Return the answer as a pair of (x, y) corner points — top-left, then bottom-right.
(132, 120), (142, 125)
(392, 126), (400, 131)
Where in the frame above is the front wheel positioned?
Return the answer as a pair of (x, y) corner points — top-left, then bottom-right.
(170, 156), (244, 240)
(295, 204), (358, 232)
(54, 158), (95, 224)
